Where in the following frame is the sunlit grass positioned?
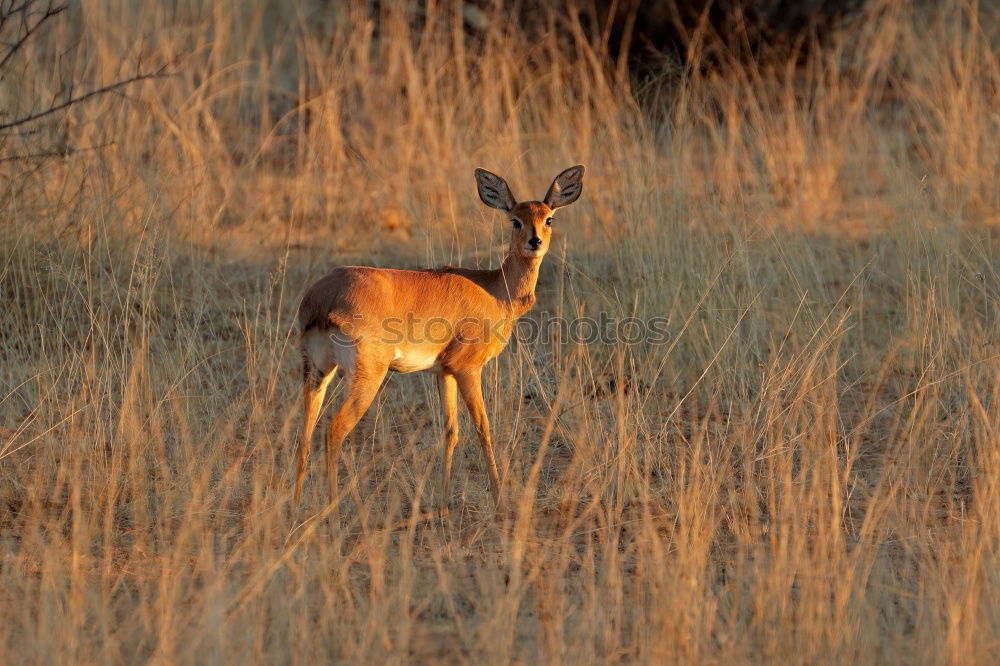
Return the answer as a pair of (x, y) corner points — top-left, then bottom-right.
(1, 1), (998, 662)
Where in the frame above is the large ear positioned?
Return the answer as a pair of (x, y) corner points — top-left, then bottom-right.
(543, 165), (584, 209)
(475, 168), (516, 212)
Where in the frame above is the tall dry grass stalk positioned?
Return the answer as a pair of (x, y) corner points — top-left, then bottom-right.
(1, 0), (998, 662)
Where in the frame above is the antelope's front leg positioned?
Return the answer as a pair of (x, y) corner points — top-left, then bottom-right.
(454, 367), (502, 510)
(438, 371), (459, 512)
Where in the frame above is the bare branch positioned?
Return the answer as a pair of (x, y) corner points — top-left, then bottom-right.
(0, 140), (114, 162)
(0, 1), (65, 72)
(0, 65), (170, 132)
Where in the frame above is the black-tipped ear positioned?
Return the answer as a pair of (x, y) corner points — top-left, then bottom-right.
(543, 165), (584, 209)
(475, 168), (517, 212)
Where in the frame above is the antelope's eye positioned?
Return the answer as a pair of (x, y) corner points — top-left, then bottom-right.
(511, 218), (522, 229)
(545, 217), (554, 226)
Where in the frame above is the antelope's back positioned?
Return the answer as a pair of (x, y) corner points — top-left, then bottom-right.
(298, 266), (503, 335)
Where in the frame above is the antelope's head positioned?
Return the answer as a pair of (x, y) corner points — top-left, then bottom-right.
(475, 165), (585, 260)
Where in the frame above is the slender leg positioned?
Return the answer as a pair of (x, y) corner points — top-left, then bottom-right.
(454, 368), (502, 509)
(295, 353), (336, 507)
(325, 355), (389, 513)
(438, 371), (459, 511)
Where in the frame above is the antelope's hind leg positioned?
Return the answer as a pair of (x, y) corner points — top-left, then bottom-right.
(323, 347), (389, 513)
(295, 350), (336, 507)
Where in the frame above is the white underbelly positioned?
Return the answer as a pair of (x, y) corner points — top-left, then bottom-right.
(389, 347), (440, 373)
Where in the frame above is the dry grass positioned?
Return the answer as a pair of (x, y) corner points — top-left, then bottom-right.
(2, 0), (999, 662)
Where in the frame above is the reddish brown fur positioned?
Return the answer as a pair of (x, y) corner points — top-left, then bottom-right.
(293, 167), (584, 514)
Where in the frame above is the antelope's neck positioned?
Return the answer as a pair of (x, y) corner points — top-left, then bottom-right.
(494, 252), (542, 318)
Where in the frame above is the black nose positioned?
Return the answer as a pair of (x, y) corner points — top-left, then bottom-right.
(529, 237), (542, 249)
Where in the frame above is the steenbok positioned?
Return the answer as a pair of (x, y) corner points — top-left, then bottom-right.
(295, 165), (584, 514)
